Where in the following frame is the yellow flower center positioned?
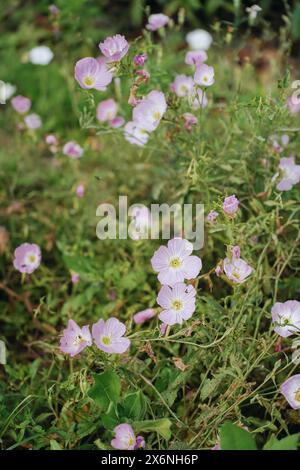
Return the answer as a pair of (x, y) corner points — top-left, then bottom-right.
(172, 299), (183, 311)
(295, 389), (300, 402)
(73, 335), (83, 346)
(28, 254), (36, 263)
(153, 111), (161, 121)
(203, 76), (208, 83)
(169, 257), (182, 268)
(84, 76), (94, 86)
(128, 437), (135, 446)
(102, 336), (112, 345)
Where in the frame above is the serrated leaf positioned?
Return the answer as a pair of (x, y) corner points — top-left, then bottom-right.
(89, 371), (120, 410)
(220, 423), (257, 450)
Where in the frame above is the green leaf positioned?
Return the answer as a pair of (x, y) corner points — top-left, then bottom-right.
(292, 3), (300, 40)
(101, 401), (119, 430)
(50, 439), (62, 450)
(132, 418), (172, 441)
(220, 423), (257, 450)
(122, 391), (147, 420)
(264, 433), (299, 450)
(89, 371), (121, 410)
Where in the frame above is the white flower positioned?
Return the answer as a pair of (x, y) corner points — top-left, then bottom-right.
(246, 5), (262, 21)
(0, 82), (16, 103)
(28, 46), (54, 65)
(186, 29), (212, 51)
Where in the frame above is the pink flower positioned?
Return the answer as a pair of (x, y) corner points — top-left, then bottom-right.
(11, 95), (31, 114)
(271, 300), (300, 337)
(133, 308), (156, 325)
(99, 34), (129, 62)
(280, 374), (300, 409)
(48, 4), (59, 15)
(110, 116), (125, 128)
(170, 75), (194, 98)
(71, 271), (80, 284)
(215, 265), (222, 277)
(13, 243), (41, 274)
(270, 134), (289, 153)
(63, 141), (84, 158)
(276, 156), (300, 191)
(151, 238), (202, 286)
(194, 64), (215, 86)
(223, 195), (239, 215)
(133, 53), (148, 66)
(76, 184), (85, 198)
(124, 121), (149, 146)
(146, 13), (169, 31)
(185, 50), (207, 66)
(207, 210), (219, 222)
(45, 134), (58, 145)
(59, 319), (92, 357)
(157, 283), (196, 325)
(223, 257), (252, 284)
(24, 113), (42, 129)
(96, 98), (118, 122)
(135, 436), (146, 449)
(287, 95), (300, 115)
(160, 323), (168, 334)
(92, 317), (130, 354)
(74, 57), (112, 90)
(231, 245), (240, 258)
(133, 90), (167, 132)
(111, 424), (137, 450)
(183, 113), (198, 131)
(212, 443), (221, 450)
(190, 87), (208, 109)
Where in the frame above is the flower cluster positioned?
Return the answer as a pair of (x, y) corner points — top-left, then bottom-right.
(151, 238), (202, 326)
(59, 317), (130, 357)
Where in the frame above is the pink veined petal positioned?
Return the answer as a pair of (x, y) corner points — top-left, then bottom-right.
(277, 178), (294, 191)
(159, 309), (181, 325)
(110, 337), (131, 353)
(167, 238), (193, 258)
(157, 285), (172, 309)
(105, 317), (126, 337)
(157, 267), (185, 286)
(181, 255), (202, 279)
(92, 319), (105, 341)
(151, 245), (170, 271)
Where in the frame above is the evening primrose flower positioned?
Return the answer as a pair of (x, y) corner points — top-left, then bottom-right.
(146, 13), (169, 31)
(76, 183), (85, 198)
(11, 95), (31, 114)
(170, 75), (194, 98)
(223, 195), (239, 215)
(75, 57), (112, 90)
(13, 243), (41, 274)
(124, 121), (149, 146)
(63, 141), (84, 158)
(96, 98), (117, 122)
(99, 34), (129, 62)
(223, 256), (252, 284)
(270, 134), (289, 153)
(183, 113), (198, 131)
(92, 318), (130, 354)
(287, 95), (300, 115)
(157, 283), (196, 326)
(276, 156), (300, 191)
(280, 375), (300, 409)
(59, 319), (92, 357)
(133, 53), (148, 67)
(185, 50), (207, 66)
(0, 82), (16, 102)
(151, 238), (202, 286)
(28, 46), (54, 65)
(111, 424), (144, 450)
(133, 308), (156, 325)
(133, 90), (167, 132)
(207, 210), (219, 222)
(186, 29), (212, 51)
(24, 113), (42, 129)
(194, 64), (215, 87)
(271, 300), (300, 337)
